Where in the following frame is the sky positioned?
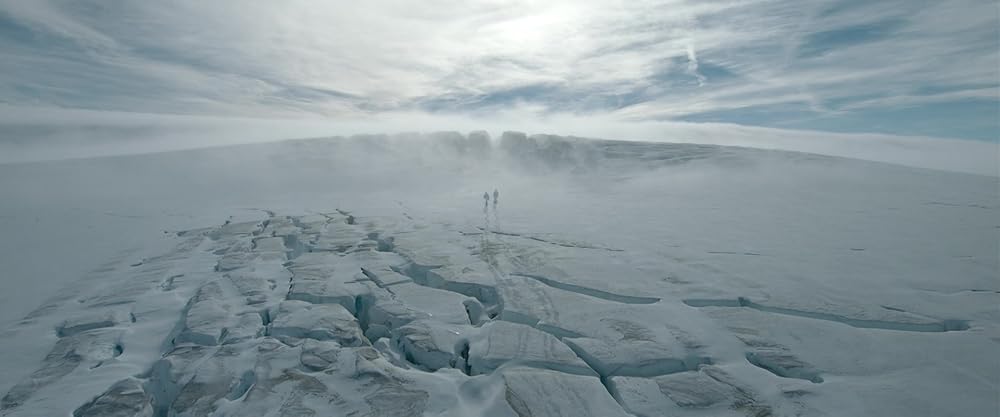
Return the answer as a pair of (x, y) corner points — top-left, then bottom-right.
(0, 0), (997, 173)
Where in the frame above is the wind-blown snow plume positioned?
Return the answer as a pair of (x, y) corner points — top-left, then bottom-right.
(686, 44), (706, 86)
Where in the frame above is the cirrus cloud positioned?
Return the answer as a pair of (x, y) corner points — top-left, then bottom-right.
(0, 0), (995, 168)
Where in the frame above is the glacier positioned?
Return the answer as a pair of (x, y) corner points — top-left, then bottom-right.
(0, 132), (996, 416)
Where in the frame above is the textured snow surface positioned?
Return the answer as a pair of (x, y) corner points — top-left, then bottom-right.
(0, 132), (996, 416)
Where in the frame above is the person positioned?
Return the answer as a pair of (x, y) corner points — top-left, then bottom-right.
(491, 188), (500, 232)
(482, 191), (491, 238)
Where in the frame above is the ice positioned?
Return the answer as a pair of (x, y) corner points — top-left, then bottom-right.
(563, 336), (707, 378)
(361, 266), (413, 287)
(56, 312), (119, 337)
(214, 252), (257, 272)
(3, 329), (124, 411)
(268, 300), (365, 346)
(285, 278), (366, 311)
(504, 258), (663, 304)
(353, 251), (411, 287)
(363, 292), (432, 338)
(358, 271), (479, 370)
(386, 282), (475, 325)
(285, 252), (373, 312)
(251, 236), (286, 253)
(393, 319), (467, 371)
(72, 378), (153, 417)
(499, 367), (630, 417)
(465, 321), (595, 377)
(221, 312), (266, 344)
(299, 339), (342, 371)
(495, 274), (598, 330)
(683, 295), (969, 332)
(389, 232), (471, 272)
(309, 222), (368, 252)
(215, 338), (433, 417)
(425, 264), (501, 307)
(175, 281), (239, 346)
(170, 349), (253, 416)
(225, 270), (286, 306)
(0, 133), (996, 416)
(215, 220), (263, 236)
(260, 217), (300, 237)
(611, 368), (766, 417)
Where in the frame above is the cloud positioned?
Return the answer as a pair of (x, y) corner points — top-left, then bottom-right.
(0, 105), (995, 177)
(0, 0), (995, 153)
(685, 44), (706, 86)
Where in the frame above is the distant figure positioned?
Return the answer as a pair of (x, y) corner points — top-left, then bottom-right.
(492, 188), (500, 232)
(482, 191), (491, 241)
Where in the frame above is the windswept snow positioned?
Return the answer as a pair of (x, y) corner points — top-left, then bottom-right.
(0, 132), (996, 416)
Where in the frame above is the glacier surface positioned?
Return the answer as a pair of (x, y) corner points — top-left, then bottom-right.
(0, 132), (996, 416)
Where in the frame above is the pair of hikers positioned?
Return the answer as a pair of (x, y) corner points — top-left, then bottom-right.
(483, 189), (499, 236)
(483, 189), (498, 211)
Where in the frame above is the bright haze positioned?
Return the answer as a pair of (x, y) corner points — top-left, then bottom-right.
(0, 0), (997, 174)
(0, 3), (998, 417)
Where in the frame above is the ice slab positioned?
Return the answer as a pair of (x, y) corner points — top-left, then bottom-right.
(251, 236), (286, 253)
(175, 282), (238, 346)
(2, 329), (125, 411)
(299, 339), (342, 371)
(72, 378), (153, 417)
(612, 368), (770, 417)
(563, 336), (707, 378)
(393, 320), (469, 371)
(499, 367), (630, 417)
(467, 321), (595, 377)
(269, 300), (365, 346)
(425, 264), (501, 307)
(387, 282), (473, 325)
(56, 312), (119, 337)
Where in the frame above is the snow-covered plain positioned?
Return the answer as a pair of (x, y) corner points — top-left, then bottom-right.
(0, 132), (996, 416)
